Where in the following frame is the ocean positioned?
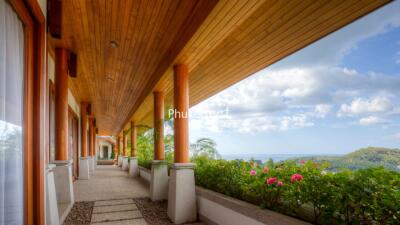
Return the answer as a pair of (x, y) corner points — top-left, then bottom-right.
(220, 154), (337, 163)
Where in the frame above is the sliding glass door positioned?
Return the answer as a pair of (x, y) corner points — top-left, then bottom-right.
(0, 0), (25, 224)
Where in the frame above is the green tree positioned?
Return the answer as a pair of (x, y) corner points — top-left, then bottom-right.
(190, 138), (220, 159)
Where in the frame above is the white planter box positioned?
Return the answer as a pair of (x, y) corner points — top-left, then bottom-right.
(138, 166), (151, 182)
(196, 187), (311, 225)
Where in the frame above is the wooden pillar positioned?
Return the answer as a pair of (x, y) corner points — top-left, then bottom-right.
(88, 117), (94, 156)
(131, 121), (137, 157)
(54, 48), (69, 160)
(123, 131), (127, 156)
(154, 92), (165, 160)
(116, 136), (120, 157)
(94, 126), (97, 157)
(80, 103), (89, 157)
(173, 65), (189, 163)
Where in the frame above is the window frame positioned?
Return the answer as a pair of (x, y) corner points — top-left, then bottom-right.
(8, 0), (46, 224)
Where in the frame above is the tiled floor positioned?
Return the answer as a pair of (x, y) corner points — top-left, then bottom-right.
(74, 165), (150, 202)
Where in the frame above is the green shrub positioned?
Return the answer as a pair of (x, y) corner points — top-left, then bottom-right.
(193, 157), (400, 225)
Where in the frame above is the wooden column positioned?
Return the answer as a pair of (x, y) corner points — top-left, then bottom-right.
(88, 117), (94, 156)
(54, 48), (69, 160)
(94, 126), (97, 157)
(116, 136), (120, 157)
(173, 65), (189, 163)
(80, 103), (89, 157)
(123, 131), (127, 156)
(153, 92), (165, 160)
(131, 121), (137, 157)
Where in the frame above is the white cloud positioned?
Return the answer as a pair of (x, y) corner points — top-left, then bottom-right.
(314, 104), (332, 118)
(280, 115), (314, 130)
(338, 96), (393, 116)
(359, 116), (388, 126)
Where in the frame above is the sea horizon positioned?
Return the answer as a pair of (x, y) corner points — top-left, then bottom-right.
(221, 153), (343, 163)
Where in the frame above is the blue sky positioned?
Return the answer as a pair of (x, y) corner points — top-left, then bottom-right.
(189, 2), (400, 155)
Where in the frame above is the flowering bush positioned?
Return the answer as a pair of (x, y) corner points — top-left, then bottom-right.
(193, 156), (400, 225)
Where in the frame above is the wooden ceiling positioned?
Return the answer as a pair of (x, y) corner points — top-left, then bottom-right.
(48, 0), (391, 135)
(48, 0), (218, 135)
(122, 0), (391, 133)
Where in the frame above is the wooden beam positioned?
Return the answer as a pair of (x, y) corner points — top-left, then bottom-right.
(68, 52), (78, 78)
(47, 0), (62, 39)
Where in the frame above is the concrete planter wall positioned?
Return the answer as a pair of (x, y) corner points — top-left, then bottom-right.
(138, 166), (151, 182)
(196, 187), (311, 225)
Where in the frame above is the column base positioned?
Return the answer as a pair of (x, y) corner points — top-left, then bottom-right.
(117, 155), (123, 167)
(79, 157), (90, 180)
(90, 156), (96, 173)
(168, 163), (197, 224)
(122, 156), (129, 171)
(53, 160), (74, 224)
(129, 157), (139, 178)
(53, 160), (75, 204)
(150, 160), (168, 201)
(46, 164), (60, 225)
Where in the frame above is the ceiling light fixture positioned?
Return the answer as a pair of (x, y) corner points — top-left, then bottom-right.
(105, 74), (114, 81)
(110, 41), (119, 48)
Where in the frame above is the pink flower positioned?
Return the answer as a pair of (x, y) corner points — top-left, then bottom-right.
(300, 159), (306, 164)
(250, 170), (257, 175)
(277, 181), (283, 187)
(266, 177), (277, 185)
(263, 167), (269, 173)
(291, 173), (303, 183)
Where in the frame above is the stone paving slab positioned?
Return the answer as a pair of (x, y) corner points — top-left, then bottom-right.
(91, 218), (147, 225)
(95, 199), (134, 206)
(91, 210), (142, 223)
(93, 204), (138, 213)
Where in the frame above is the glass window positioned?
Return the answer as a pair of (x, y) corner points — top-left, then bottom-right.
(0, 0), (25, 224)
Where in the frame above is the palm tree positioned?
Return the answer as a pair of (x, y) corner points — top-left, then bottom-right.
(190, 138), (220, 159)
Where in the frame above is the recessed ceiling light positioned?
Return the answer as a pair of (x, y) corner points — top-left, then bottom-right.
(105, 74), (114, 81)
(110, 41), (119, 48)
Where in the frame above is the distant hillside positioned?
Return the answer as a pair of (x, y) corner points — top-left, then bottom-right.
(291, 147), (400, 172)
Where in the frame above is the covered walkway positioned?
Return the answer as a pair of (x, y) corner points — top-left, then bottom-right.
(74, 166), (149, 202)
(71, 165), (150, 225)
(66, 166), (204, 225)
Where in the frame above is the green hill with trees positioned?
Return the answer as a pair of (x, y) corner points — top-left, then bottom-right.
(292, 147), (400, 171)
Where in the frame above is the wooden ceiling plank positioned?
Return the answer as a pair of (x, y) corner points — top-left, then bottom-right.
(188, 0), (387, 107)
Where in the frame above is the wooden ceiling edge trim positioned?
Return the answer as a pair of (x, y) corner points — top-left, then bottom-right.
(186, 0), (393, 109)
(115, 0), (219, 135)
(125, 0), (393, 132)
